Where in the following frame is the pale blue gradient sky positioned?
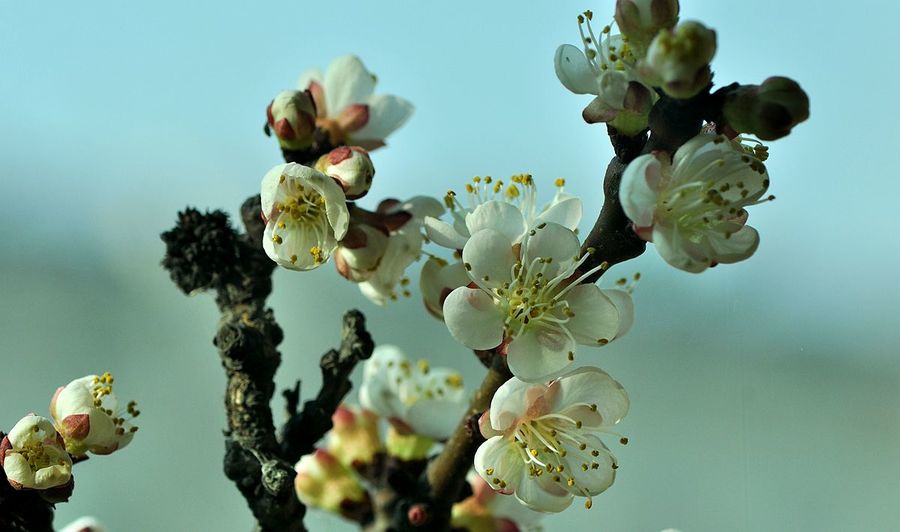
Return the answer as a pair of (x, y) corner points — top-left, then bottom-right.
(1, 1), (898, 531)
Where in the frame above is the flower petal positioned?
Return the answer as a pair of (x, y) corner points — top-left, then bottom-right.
(462, 229), (516, 289)
(514, 474), (574, 513)
(489, 377), (546, 432)
(33, 463), (72, 489)
(260, 164), (289, 220)
(323, 55), (376, 116)
(443, 287), (505, 350)
(559, 434), (616, 495)
(474, 436), (526, 493)
(465, 201), (527, 244)
(424, 217), (468, 250)
(297, 68), (323, 91)
(706, 225), (759, 264)
(523, 222), (580, 279)
(653, 225), (710, 273)
(620, 154), (664, 229)
(300, 169), (350, 240)
(562, 284), (620, 345)
(506, 326), (575, 383)
(601, 288), (634, 339)
(353, 94), (415, 143)
(537, 196), (582, 231)
(406, 399), (466, 440)
(2, 453), (35, 488)
(549, 367), (629, 427)
(554, 44), (598, 95)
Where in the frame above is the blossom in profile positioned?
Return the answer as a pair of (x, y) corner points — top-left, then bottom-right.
(474, 367), (629, 512)
(620, 132), (771, 273)
(260, 162), (350, 270)
(443, 223), (633, 383)
(614, 0), (680, 55)
(555, 11), (654, 133)
(327, 404), (383, 468)
(298, 55), (414, 150)
(50, 373), (139, 456)
(358, 345), (466, 440)
(358, 196), (444, 305)
(452, 472), (544, 531)
(294, 449), (370, 519)
(1, 414), (72, 491)
(425, 175), (581, 251)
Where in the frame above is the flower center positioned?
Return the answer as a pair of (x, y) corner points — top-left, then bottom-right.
(479, 226), (605, 340)
(91, 372), (140, 436)
(18, 440), (54, 472)
(577, 11), (636, 74)
(658, 141), (773, 238)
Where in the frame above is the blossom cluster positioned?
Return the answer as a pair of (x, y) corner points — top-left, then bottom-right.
(2, 373), (137, 502)
(260, 0), (808, 523)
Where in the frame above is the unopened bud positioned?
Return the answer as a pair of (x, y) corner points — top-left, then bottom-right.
(385, 425), (434, 461)
(266, 90), (317, 150)
(615, 0), (680, 55)
(316, 146), (375, 200)
(641, 20), (716, 99)
(327, 404), (383, 467)
(723, 76), (810, 141)
(294, 449), (369, 515)
(335, 224), (389, 282)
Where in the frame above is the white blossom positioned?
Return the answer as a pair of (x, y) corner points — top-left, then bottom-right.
(358, 345), (466, 440)
(620, 132), (771, 273)
(298, 55), (414, 150)
(555, 12), (654, 131)
(424, 175), (581, 251)
(50, 373), (138, 456)
(474, 367), (629, 512)
(358, 196), (443, 305)
(260, 162), (350, 270)
(443, 223), (633, 383)
(0, 414), (72, 490)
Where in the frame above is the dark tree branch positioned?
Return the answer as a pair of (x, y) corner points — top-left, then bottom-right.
(280, 310), (375, 464)
(162, 201), (305, 532)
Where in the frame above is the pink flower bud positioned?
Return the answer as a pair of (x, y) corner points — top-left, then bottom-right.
(294, 449), (369, 516)
(316, 146), (376, 200)
(327, 404), (383, 467)
(334, 224), (390, 282)
(266, 90), (317, 150)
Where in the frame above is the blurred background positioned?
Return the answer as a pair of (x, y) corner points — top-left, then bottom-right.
(1, 0), (898, 530)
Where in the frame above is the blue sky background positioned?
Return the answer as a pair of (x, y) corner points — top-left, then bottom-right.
(1, 1), (899, 530)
